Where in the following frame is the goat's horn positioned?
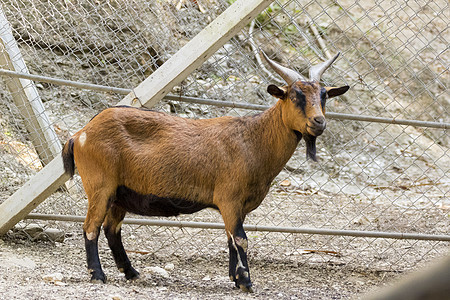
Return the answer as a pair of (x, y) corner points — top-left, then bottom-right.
(260, 50), (305, 85)
(309, 52), (340, 82)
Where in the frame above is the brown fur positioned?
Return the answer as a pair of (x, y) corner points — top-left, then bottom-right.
(64, 102), (299, 232)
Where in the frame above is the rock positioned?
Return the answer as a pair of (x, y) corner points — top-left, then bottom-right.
(21, 224), (44, 237)
(43, 228), (65, 242)
(164, 263), (175, 271)
(42, 272), (66, 285)
(280, 179), (291, 187)
(148, 266), (169, 278)
(33, 228), (65, 242)
(42, 272), (63, 282)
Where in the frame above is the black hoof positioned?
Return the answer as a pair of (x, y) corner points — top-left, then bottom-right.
(235, 267), (253, 293)
(124, 267), (140, 280)
(90, 270), (106, 283)
(239, 283), (254, 293)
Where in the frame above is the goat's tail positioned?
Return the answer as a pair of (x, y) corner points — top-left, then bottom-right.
(62, 138), (75, 177)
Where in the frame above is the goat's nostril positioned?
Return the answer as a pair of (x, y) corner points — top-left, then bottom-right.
(313, 116), (325, 125)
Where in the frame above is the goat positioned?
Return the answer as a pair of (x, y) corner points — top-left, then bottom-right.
(61, 50), (349, 292)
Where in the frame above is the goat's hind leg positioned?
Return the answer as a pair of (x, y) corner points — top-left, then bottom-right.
(103, 204), (139, 280)
(83, 187), (114, 283)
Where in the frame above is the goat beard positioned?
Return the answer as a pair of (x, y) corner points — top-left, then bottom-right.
(303, 134), (317, 162)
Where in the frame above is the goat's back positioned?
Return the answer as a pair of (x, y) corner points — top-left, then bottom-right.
(71, 106), (260, 206)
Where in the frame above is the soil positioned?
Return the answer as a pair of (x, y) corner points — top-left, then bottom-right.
(0, 233), (428, 300)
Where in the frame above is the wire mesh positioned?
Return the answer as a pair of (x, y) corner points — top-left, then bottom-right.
(0, 0), (448, 279)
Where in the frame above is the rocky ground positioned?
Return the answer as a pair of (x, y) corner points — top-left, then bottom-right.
(0, 235), (420, 300)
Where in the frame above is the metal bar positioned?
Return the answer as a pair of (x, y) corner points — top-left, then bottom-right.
(0, 68), (131, 95)
(25, 213), (450, 242)
(0, 68), (449, 129)
(163, 94), (268, 111)
(324, 112), (449, 129)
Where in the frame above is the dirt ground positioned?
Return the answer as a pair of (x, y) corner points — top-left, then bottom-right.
(0, 198), (448, 300)
(0, 235), (412, 300)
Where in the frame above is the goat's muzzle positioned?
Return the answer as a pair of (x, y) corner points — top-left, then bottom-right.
(307, 116), (326, 136)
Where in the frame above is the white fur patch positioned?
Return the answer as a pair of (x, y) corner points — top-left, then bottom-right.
(86, 231), (97, 240)
(79, 132), (87, 147)
(229, 231), (245, 270)
(115, 221), (123, 234)
(235, 236), (248, 252)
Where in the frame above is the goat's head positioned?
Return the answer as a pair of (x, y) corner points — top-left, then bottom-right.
(261, 50), (349, 160)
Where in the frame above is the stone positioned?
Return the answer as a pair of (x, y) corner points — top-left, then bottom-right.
(21, 224), (44, 237)
(164, 263), (175, 271)
(43, 228), (65, 242)
(147, 266), (169, 278)
(42, 272), (66, 285)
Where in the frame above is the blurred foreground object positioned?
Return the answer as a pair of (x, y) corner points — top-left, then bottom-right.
(364, 255), (450, 300)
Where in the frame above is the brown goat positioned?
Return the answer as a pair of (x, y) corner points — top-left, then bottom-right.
(62, 50), (349, 292)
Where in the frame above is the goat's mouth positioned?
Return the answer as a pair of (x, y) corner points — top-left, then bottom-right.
(306, 125), (326, 137)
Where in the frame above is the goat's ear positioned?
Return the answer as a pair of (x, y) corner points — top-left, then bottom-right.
(267, 85), (287, 99)
(325, 86), (350, 98)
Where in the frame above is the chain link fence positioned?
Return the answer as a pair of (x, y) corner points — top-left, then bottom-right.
(0, 0), (448, 283)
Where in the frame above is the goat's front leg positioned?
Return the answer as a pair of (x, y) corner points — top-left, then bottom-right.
(219, 203), (253, 293)
(227, 222), (253, 292)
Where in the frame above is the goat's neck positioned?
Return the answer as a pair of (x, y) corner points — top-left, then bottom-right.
(251, 100), (300, 176)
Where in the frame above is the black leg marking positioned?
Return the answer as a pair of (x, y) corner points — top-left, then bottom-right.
(228, 238), (238, 283)
(104, 225), (139, 280)
(84, 228), (106, 283)
(228, 223), (253, 292)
